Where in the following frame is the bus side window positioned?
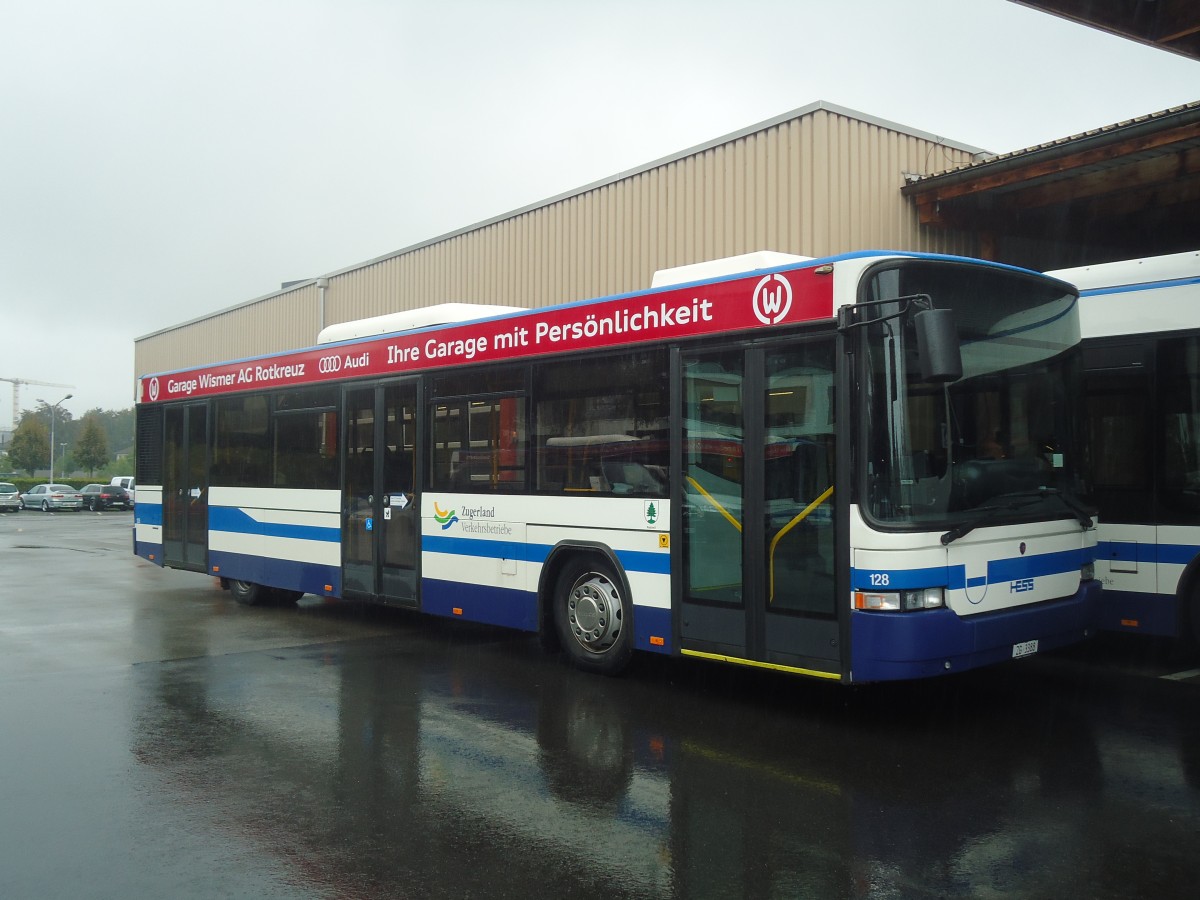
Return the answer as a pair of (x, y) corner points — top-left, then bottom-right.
(1083, 359), (1151, 522)
(532, 350), (669, 498)
(430, 395), (527, 493)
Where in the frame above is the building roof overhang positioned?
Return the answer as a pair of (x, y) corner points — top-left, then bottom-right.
(1010, 0), (1200, 61)
(900, 101), (1200, 257)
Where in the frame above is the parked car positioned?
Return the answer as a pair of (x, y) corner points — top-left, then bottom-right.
(0, 482), (21, 512)
(20, 484), (84, 511)
(80, 483), (133, 511)
(109, 476), (135, 503)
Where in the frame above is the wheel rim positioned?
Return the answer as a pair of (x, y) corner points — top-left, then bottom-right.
(42, 501), (49, 511)
(565, 571), (623, 655)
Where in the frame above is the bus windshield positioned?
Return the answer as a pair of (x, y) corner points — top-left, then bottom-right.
(861, 261), (1089, 530)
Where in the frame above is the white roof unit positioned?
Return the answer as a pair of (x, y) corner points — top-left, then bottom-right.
(1048, 250), (1200, 291)
(1047, 250), (1200, 340)
(650, 251), (813, 288)
(318, 303), (526, 344)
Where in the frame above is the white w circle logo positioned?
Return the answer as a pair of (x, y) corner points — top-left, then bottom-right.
(752, 274), (793, 325)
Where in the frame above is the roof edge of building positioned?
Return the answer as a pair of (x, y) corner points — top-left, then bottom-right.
(902, 99), (1200, 193)
(137, 101), (989, 344)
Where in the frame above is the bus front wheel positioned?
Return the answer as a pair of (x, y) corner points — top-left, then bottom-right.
(553, 557), (633, 675)
(229, 580), (266, 606)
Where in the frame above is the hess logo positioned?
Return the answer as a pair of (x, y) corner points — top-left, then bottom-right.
(752, 273), (792, 325)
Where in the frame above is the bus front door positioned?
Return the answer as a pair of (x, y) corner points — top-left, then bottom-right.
(343, 382), (419, 607)
(162, 401), (209, 572)
(680, 341), (842, 679)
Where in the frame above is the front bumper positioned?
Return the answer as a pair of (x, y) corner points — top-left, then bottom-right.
(849, 579), (1102, 682)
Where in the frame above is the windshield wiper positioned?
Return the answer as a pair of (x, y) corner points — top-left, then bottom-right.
(1035, 487), (1096, 529)
(940, 497), (1041, 545)
(940, 488), (1095, 546)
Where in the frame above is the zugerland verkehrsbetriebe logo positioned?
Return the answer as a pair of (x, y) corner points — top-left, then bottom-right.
(433, 501), (513, 536)
(433, 502), (458, 530)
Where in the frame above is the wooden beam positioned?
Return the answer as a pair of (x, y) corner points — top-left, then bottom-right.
(907, 122), (1200, 205)
(991, 147), (1200, 213)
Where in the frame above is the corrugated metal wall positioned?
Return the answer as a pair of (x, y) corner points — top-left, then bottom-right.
(143, 285), (321, 370)
(136, 104), (981, 379)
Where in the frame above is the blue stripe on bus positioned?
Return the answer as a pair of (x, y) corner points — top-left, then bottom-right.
(851, 565), (951, 590)
(422, 534), (537, 562)
(1080, 275), (1200, 297)
(1155, 543), (1200, 566)
(208, 506), (340, 543)
(1097, 540), (1139, 563)
(1097, 540), (1200, 566)
(422, 534), (671, 575)
(135, 503), (162, 526)
(614, 548), (671, 575)
(852, 548), (1088, 591)
(986, 548), (1087, 582)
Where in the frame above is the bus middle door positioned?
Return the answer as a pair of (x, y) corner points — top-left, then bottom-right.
(679, 341), (842, 679)
(343, 381), (419, 607)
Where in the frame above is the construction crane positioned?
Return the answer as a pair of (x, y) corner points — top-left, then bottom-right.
(0, 378), (76, 429)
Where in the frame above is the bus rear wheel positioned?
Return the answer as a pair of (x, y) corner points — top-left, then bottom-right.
(553, 557), (633, 675)
(229, 580), (266, 606)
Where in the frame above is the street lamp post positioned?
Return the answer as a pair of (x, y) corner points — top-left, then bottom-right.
(37, 393), (72, 483)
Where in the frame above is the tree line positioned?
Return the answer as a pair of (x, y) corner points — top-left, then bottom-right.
(2, 406), (135, 478)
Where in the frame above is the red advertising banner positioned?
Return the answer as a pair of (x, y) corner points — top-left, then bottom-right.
(140, 264), (833, 404)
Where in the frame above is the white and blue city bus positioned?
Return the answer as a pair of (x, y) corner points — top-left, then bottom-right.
(134, 250), (1099, 682)
(1051, 250), (1200, 644)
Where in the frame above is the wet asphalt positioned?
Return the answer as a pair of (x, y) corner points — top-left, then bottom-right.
(1, 511), (1198, 899)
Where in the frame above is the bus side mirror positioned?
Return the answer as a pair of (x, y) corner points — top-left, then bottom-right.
(914, 308), (962, 383)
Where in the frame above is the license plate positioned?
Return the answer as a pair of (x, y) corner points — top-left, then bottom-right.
(1012, 639), (1039, 659)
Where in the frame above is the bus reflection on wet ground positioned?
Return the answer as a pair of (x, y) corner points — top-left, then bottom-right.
(128, 602), (1200, 899)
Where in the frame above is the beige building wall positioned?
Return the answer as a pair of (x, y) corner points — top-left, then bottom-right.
(136, 102), (984, 381)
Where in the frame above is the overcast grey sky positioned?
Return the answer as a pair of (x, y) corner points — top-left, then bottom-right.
(1, 0), (1196, 420)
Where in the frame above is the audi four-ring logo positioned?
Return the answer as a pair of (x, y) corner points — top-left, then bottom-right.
(752, 273), (792, 325)
(318, 355), (343, 374)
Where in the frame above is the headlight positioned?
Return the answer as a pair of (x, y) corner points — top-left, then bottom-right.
(853, 587), (945, 611)
(1081, 561), (1095, 581)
